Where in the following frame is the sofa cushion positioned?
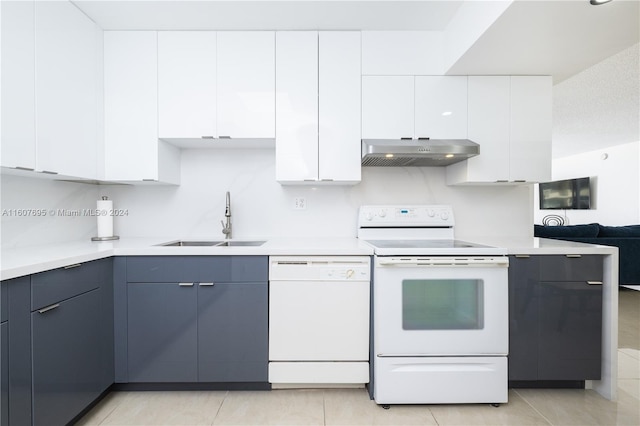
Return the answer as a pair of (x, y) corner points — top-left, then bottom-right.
(534, 223), (600, 238)
(598, 225), (640, 238)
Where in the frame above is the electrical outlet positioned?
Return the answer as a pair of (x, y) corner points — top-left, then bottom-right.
(294, 197), (306, 210)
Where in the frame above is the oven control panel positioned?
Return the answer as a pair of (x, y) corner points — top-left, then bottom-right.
(358, 205), (455, 227)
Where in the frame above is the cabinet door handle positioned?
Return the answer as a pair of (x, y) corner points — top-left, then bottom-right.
(64, 263), (82, 269)
(199, 282), (215, 287)
(38, 303), (60, 314)
(39, 170), (58, 175)
(15, 166), (35, 171)
(587, 281), (603, 285)
(514, 255), (530, 258)
(218, 136), (231, 139)
(201, 136), (215, 139)
(565, 254), (582, 258)
(178, 282), (194, 287)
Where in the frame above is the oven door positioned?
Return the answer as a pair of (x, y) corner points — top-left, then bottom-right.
(374, 256), (509, 356)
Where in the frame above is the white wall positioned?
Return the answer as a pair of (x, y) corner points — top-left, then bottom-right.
(534, 141), (640, 226)
(97, 149), (533, 241)
(0, 174), (100, 249)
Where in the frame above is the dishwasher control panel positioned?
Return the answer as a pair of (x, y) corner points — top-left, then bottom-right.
(269, 256), (370, 281)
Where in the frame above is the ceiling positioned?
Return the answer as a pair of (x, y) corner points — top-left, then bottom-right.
(72, 0), (640, 158)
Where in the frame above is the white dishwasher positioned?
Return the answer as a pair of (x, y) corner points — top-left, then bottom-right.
(268, 256), (371, 386)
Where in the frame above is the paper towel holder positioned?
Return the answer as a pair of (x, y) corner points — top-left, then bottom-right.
(91, 196), (120, 242)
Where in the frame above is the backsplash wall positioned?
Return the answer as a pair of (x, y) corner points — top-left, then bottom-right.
(103, 149), (532, 240)
(1, 149), (533, 248)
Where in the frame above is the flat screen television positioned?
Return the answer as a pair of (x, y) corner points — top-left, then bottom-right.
(539, 177), (591, 210)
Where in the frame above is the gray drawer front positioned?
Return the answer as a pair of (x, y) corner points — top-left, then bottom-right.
(127, 256), (267, 283)
(539, 255), (604, 282)
(31, 258), (110, 311)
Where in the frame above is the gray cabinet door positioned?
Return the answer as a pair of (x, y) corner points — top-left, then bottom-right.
(198, 282), (268, 382)
(127, 282), (198, 382)
(537, 280), (603, 380)
(31, 289), (103, 426)
(1, 321), (7, 426)
(508, 256), (540, 381)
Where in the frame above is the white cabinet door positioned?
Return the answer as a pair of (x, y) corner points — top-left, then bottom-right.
(510, 76), (552, 183)
(362, 76), (414, 139)
(104, 31), (179, 184)
(447, 76), (552, 185)
(414, 76), (467, 140)
(158, 32), (216, 139)
(1, 0), (36, 170)
(35, 1), (100, 179)
(446, 76), (510, 184)
(318, 31), (361, 183)
(275, 31), (318, 182)
(217, 32), (275, 139)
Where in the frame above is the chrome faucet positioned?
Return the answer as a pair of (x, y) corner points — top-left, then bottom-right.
(221, 191), (232, 239)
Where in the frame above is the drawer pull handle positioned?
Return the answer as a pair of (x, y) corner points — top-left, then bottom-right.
(587, 281), (603, 285)
(199, 282), (215, 287)
(565, 254), (582, 258)
(178, 282), (194, 287)
(38, 304), (60, 314)
(64, 263), (82, 269)
(515, 255), (530, 258)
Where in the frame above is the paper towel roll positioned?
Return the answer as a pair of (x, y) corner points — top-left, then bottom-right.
(96, 198), (113, 238)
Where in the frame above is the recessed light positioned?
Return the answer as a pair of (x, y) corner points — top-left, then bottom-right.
(442, 111), (452, 116)
(590, 0), (613, 5)
(445, 154), (454, 158)
(385, 153), (394, 158)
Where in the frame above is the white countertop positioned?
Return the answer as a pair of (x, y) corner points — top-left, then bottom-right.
(0, 236), (618, 281)
(0, 237), (374, 281)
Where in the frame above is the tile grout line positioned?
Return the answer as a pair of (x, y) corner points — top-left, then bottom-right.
(210, 390), (229, 426)
(513, 389), (555, 426)
(96, 392), (130, 426)
(322, 389), (327, 426)
(426, 406), (441, 426)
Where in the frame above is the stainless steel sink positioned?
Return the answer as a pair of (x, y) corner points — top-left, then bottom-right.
(157, 240), (265, 247)
(158, 241), (220, 247)
(213, 240), (266, 247)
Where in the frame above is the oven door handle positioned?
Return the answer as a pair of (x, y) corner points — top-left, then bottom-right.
(377, 257), (509, 267)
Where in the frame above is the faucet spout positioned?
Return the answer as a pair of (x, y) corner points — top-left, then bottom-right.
(221, 191), (232, 239)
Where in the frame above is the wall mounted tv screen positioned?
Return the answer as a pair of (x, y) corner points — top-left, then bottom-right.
(539, 177), (591, 210)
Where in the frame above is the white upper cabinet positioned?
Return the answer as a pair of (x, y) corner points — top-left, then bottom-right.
(275, 31), (319, 182)
(318, 31), (361, 183)
(361, 31), (444, 75)
(158, 32), (216, 139)
(446, 76), (552, 185)
(509, 76), (552, 183)
(217, 32), (275, 139)
(104, 31), (180, 184)
(414, 76), (467, 140)
(1, 0), (36, 170)
(276, 31), (361, 185)
(361, 76), (414, 139)
(34, 1), (101, 179)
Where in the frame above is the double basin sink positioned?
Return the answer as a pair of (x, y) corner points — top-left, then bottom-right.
(158, 240), (265, 247)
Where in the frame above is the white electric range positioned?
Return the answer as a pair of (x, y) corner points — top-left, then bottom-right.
(358, 205), (509, 406)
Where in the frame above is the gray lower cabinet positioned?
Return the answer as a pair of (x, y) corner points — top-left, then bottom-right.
(127, 282), (198, 382)
(509, 254), (603, 383)
(1, 321), (8, 426)
(31, 289), (103, 425)
(198, 282), (268, 382)
(30, 258), (114, 426)
(123, 256), (268, 384)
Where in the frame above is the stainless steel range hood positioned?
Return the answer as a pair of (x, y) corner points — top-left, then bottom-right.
(361, 139), (479, 167)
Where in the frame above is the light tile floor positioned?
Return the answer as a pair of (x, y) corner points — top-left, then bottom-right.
(78, 290), (640, 426)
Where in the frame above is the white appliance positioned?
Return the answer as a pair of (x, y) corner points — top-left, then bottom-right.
(268, 256), (371, 386)
(358, 205), (509, 406)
